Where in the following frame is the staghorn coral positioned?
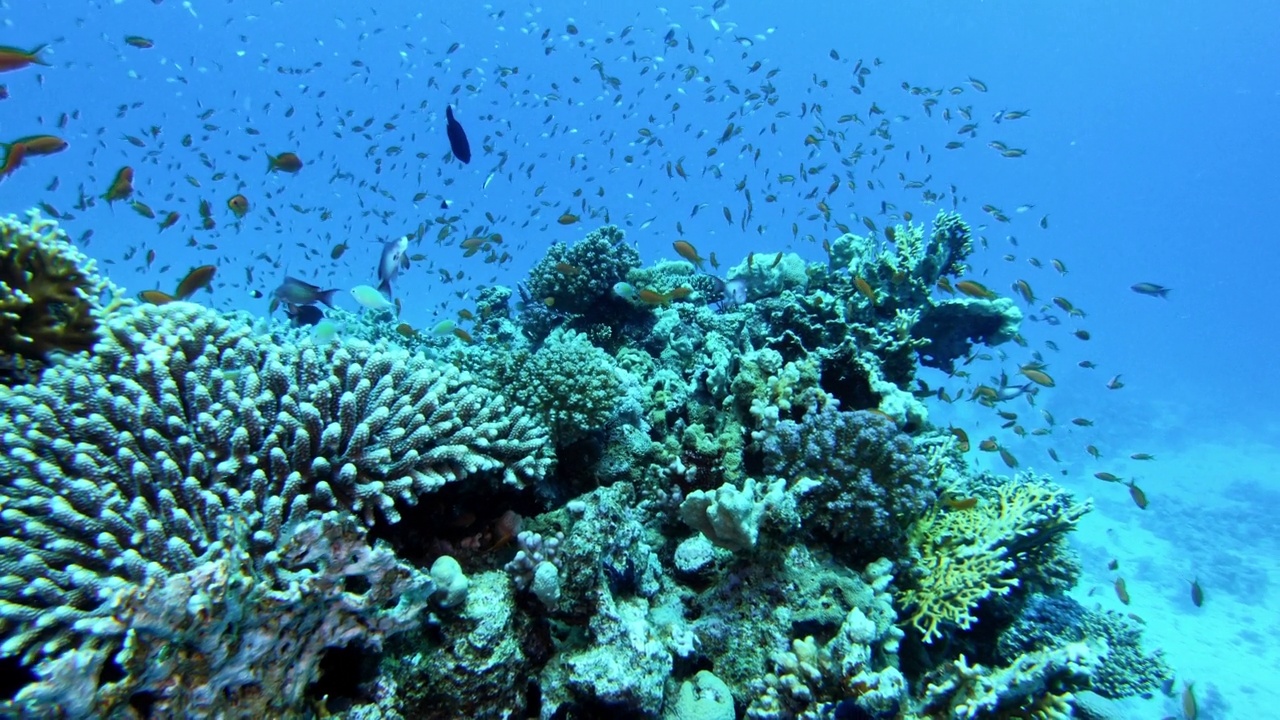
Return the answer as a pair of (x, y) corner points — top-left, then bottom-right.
(900, 480), (1089, 644)
(0, 210), (120, 372)
(0, 300), (552, 717)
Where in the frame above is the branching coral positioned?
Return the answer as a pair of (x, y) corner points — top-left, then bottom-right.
(0, 210), (119, 371)
(901, 481), (1089, 644)
(0, 300), (552, 716)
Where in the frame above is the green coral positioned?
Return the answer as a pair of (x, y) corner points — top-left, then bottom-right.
(901, 480), (1089, 643)
(525, 224), (639, 316)
(496, 328), (626, 445)
(0, 210), (119, 375)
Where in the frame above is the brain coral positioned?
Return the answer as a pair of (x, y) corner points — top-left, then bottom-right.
(0, 301), (552, 716)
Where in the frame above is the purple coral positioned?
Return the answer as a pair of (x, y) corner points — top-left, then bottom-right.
(762, 402), (934, 562)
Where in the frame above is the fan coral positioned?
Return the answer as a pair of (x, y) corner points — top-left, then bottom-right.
(901, 481), (1088, 644)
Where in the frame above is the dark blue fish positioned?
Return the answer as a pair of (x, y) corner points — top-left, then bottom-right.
(446, 106), (471, 164)
(285, 303), (324, 327)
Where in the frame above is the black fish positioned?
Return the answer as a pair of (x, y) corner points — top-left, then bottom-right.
(285, 303), (325, 327)
(446, 106), (471, 164)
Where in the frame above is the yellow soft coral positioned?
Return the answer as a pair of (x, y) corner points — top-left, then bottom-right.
(901, 482), (1086, 643)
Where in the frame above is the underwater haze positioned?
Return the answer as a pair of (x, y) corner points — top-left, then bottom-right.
(1, 1), (1277, 718)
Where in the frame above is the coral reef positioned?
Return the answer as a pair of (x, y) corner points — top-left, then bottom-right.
(0, 211), (1173, 720)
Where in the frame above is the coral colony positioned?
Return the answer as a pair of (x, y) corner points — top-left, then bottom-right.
(0, 210), (1168, 718)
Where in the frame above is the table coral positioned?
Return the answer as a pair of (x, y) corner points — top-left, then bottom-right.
(0, 300), (552, 717)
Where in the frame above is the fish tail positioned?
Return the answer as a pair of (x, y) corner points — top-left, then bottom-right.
(377, 278), (393, 300)
(30, 45), (50, 66)
(317, 289), (339, 308)
(266, 154), (276, 173)
(1158, 288), (1171, 299)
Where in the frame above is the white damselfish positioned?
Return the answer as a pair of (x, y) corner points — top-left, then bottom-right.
(350, 284), (394, 311)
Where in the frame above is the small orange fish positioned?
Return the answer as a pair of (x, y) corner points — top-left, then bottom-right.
(9, 134), (67, 156)
(175, 265), (216, 300)
(1094, 472), (1121, 483)
(1113, 577), (1130, 605)
(0, 44), (50, 73)
(1189, 578), (1203, 607)
(1086, 444), (1102, 459)
(103, 166), (134, 203)
(157, 211), (180, 232)
(1019, 367), (1055, 387)
(949, 426), (970, 452)
(636, 288), (672, 306)
(935, 277), (955, 295)
(124, 36), (154, 49)
(1012, 279), (1035, 304)
(854, 276), (876, 305)
(557, 212), (580, 225)
(452, 327), (474, 343)
(1126, 481), (1148, 510)
(138, 289), (175, 305)
(955, 280), (996, 299)
(1182, 682), (1197, 720)
(998, 446), (1018, 469)
(266, 151), (303, 173)
(554, 262), (580, 275)
(395, 323), (416, 338)
(129, 200), (155, 219)
(978, 437), (999, 452)
(942, 495), (979, 510)
(227, 194), (249, 218)
(0, 141), (25, 180)
(672, 240), (706, 270)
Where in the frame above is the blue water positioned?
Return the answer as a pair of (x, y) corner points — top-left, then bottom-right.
(3, 0), (1278, 716)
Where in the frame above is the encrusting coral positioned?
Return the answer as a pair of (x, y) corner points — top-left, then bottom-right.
(0, 299), (552, 717)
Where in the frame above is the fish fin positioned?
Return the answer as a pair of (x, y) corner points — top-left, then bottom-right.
(318, 289), (339, 308)
(378, 278), (393, 300)
(401, 255), (410, 269)
(265, 154), (275, 174)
